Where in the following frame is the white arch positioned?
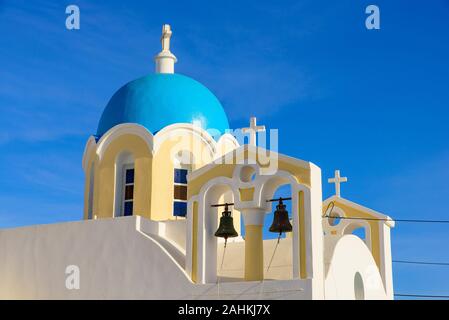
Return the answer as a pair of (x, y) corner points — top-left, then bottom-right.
(215, 133), (240, 158)
(188, 165), (314, 283)
(82, 136), (97, 172)
(95, 124), (154, 162)
(323, 206), (373, 251)
(192, 177), (238, 284)
(94, 123), (238, 166)
(153, 123), (218, 158)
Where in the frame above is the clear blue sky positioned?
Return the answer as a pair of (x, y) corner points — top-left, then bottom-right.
(1, 0), (448, 298)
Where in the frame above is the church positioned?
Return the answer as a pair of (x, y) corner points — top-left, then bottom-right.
(0, 25), (394, 300)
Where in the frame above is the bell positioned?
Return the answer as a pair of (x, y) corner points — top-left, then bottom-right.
(269, 199), (293, 235)
(214, 204), (238, 242)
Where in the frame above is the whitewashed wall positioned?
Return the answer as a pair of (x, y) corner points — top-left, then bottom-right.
(0, 216), (310, 299)
(324, 235), (388, 300)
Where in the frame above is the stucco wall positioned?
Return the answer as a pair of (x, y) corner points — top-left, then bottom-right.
(216, 237), (293, 281)
(324, 235), (388, 300)
(0, 216), (309, 299)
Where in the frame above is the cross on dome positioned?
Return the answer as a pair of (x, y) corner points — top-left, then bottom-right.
(161, 24), (172, 52)
(328, 170), (348, 197)
(154, 24), (177, 74)
(242, 117), (266, 146)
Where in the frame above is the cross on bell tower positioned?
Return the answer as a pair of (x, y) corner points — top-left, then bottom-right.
(328, 169), (348, 197)
(242, 117), (266, 146)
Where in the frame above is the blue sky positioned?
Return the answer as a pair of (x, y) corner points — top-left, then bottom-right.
(1, 0), (449, 298)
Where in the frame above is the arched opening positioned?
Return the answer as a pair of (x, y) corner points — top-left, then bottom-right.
(114, 151), (135, 217)
(354, 272), (365, 300)
(197, 183), (242, 284)
(264, 184), (292, 280)
(343, 222), (370, 249)
(259, 176), (299, 281)
(351, 227), (366, 241)
(241, 184), (292, 241)
(216, 189), (244, 282)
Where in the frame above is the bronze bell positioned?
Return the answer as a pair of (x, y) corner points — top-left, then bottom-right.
(214, 204), (238, 242)
(269, 198), (293, 235)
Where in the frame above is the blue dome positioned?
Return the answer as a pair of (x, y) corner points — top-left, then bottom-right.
(97, 73), (229, 137)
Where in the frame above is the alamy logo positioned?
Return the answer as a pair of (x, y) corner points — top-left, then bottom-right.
(65, 5), (80, 30)
(65, 265), (80, 290)
(365, 5), (380, 30)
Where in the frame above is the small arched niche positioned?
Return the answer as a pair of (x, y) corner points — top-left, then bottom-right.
(354, 272), (365, 300)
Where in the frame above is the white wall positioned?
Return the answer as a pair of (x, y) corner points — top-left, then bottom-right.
(0, 216), (310, 299)
(324, 235), (388, 300)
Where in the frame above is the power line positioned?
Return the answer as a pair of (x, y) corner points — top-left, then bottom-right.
(393, 260), (449, 266)
(395, 293), (449, 299)
(323, 215), (449, 224)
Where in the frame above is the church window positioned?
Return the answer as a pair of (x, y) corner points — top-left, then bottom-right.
(122, 167), (134, 216)
(173, 168), (188, 217)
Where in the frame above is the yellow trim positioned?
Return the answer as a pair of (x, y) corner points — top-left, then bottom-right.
(191, 201), (198, 283)
(95, 134), (153, 218)
(298, 191), (307, 279)
(134, 157), (152, 218)
(278, 159), (310, 187)
(151, 134), (215, 221)
(83, 158), (95, 219)
(188, 165), (235, 198)
(83, 146), (99, 220)
(244, 225), (264, 281)
(188, 158), (311, 200)
(324, 199), (382, 269)
(184, 149), (314, 281)
(239, 188), (254, 201)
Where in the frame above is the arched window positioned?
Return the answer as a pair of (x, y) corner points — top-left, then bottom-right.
(173, 150), (193, 218)
(121, 165), (135, 216)
(114, 152), (134, 217)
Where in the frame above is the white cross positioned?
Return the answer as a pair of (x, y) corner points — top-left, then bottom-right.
(328, 170), (348, 197)
(242, 117), (265, 146)
(161, 24), (172, 52)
